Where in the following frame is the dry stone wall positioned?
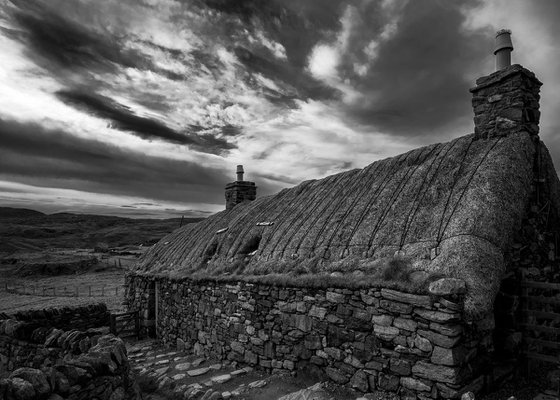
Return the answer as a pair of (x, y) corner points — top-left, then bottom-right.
(126, 275), (490, 399)
(0, 307), (139, 400)
(0, 304), (109, 332)
(470, 64), (541, 140)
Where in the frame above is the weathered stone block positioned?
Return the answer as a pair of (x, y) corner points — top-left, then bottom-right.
(428, 279), (467, 296)
(381, 289), (432, 308)
(326, 367), (349, 384)
(350, 370), (369, 392)
(393, 317), (417, 332)
(372, 315), (393, 327)
(378, 372), (400, 391)
(401, 377), (431, 392)
(414, 335), (433, 353)
(373, 325), (399, 341)
(413, 310), (460, 324)
(412, 361), (461, 384)
(417, 330), (461, 349)
(390, 359), (411, 376)
(430, 346), (465, 366)
(380, 300), (412, 314)
(326, 291), (346, 303)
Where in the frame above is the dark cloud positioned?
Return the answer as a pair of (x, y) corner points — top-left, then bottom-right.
(335, 0), (486, 137)
(8, 0), (145, 74)
(55, 90), (237, 154)
(0, 118), (280, 204)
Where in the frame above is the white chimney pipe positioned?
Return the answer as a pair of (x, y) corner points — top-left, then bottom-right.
(494, 29), (513, 71)
(236, 165), (244, 181)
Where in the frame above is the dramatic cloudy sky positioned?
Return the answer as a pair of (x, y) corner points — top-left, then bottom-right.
(0, 0), (559, 218)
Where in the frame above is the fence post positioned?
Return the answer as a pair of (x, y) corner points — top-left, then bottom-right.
(42, 287), (45, 296)
(89, 286), (92, 297)
(102, 286), (105, 297)
(115, 287), (118, 296)
(53, 287), (56, 296)
(110, 314), (116, 335)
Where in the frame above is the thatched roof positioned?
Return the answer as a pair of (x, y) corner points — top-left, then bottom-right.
(133, 131), (556, 316)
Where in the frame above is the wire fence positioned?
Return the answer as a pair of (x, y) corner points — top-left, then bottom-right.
(3, 282), (126, 298)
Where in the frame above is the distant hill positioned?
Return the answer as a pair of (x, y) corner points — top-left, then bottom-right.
(0, 207), (204, 253)
(0, 207), (45, 219)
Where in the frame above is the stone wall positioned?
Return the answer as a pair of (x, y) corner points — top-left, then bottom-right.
(0, 303), (109, 332)
(0, 319), (139, 400)
(470, 64), (542, 140)
(225, 181), (256, 210)
(126, 274), (489, 399)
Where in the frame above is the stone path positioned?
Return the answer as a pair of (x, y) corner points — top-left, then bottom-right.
(127, 340), (272, 399)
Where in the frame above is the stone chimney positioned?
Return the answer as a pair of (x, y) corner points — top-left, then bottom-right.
(225, 165), (257, 210)
(470, 29), (542, 140)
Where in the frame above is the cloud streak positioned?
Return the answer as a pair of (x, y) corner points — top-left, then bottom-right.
(0, 0), (559, 217)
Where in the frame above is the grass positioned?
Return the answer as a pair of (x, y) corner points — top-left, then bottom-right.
(159, 255), (446, 294)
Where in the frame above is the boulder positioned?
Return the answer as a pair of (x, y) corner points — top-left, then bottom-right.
(8, 378), (36, 400)
(9, 368), (51, 397)
(429, 279), (467, 296)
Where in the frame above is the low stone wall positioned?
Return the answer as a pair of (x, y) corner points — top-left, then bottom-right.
(126, 274), (490, 399)
(0, 303), (110, 332)
(0, 306), (139, 400)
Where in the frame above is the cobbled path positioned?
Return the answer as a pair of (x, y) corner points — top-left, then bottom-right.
(127, 340), (271, 399)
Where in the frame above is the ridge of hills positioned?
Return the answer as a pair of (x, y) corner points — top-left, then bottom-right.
(0, 207), (204, 253)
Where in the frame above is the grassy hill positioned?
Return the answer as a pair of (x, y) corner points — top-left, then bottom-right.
(0, 207), (204, 253)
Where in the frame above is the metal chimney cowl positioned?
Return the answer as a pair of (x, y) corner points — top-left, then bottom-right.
(494, 29), (513, 71)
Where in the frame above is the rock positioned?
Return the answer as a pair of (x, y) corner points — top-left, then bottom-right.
(9, 378), (36, 400)
(177, 338), (186, 351)
(187, 367), (210, 377)
(372, 315), (393, 327)
(412, 361), (461, 384)
(173, 373), (186, 380)
(431, 346), (465, 366)
(44, 329), (63, 347)
(350, 370), (369, 392)
(381, 289), (432, 307)
(211, 374), (232, 384)
(429, 322), (463, 337)
(414, 309), (461, 323)
(401, 377), (431, 392)
(417, 330), (461, 348)
(192, 358), (205, 367)
(326, 367), (349, 384)
(378, 372), (399, 391)
(109, 387), (125, 400)
(373, 325), (399, 341)
(380, 300), (412, 314)
(414, 335), (433, 352)
(326, 291), (346, 303)
(309, 306), (327, 319)
(248, 380), (267, 388)
(461, 392), (475, 400)
(390, 359), (411, 376)
(293, 315), (313, 332)
(176, 362), (192, 371)
(429, 278), (467, 296)
(10, 368), (50, 397)
(230, 369), (246, 376)
(393, 317), (417, 331)
(344, 355), (364, 369)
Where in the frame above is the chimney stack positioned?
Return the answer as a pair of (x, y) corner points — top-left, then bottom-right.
(225, 165), (257, 210)
(236, 165), (244, 181)
(470, 30), (542, 140)
(494, 29), (513, 71)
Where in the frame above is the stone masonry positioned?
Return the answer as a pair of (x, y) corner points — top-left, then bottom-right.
(225, 181), (257, 210)
(0, 317), (140, 400)
(126, 275), (491, 399)
(470, 64), (542, 140)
